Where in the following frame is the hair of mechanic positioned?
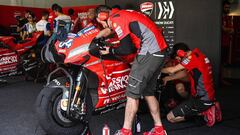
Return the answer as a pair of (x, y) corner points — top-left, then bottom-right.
(95, 5), (112, 16)
(52, 3), (59, 11)
(55, 5), (63, 13)
(42, 10), (49, 17)
(28, 12), (35, 19)
(171, 42), (190, 58)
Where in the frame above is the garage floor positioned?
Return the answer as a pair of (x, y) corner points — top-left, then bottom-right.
(0, 76), (240, 135)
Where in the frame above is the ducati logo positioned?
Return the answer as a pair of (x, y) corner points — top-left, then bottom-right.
(140, 2), (154, 16)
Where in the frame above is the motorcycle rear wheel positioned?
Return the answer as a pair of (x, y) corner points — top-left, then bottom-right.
(35, 87), (88, 135)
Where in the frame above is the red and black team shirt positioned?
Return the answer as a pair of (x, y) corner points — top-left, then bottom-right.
(108, 9), (168, 55)
(180, 48), (215, 101)
(48, 11), (57, 31)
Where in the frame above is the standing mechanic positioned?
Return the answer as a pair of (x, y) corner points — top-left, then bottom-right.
(48, 3), (59, 31)
(95, 5), (168, 135)
(161, 43), (222, 127)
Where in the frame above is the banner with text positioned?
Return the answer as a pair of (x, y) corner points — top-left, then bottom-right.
(106, 0), (176, 46)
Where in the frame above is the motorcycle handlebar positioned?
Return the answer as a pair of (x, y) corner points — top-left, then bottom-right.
(92, 37), (115, 48)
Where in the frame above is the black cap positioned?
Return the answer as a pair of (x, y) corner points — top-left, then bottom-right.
(170, 42), (190, 58)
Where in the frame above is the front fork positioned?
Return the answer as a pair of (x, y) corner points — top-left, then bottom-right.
(60, 69), (87, 118)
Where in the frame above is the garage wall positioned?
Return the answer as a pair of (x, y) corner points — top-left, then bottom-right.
(175, 0), (221, 86)
(0, 0), (46, 7)
(0, 0), (105, 8)
(46, 0), (105, 8)
(106, 0), (221, 87)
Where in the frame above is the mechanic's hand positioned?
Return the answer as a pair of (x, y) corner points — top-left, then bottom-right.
(162, 76), (171, 86)
(99, 46), (110, 55)
(96, 18), (109, 28)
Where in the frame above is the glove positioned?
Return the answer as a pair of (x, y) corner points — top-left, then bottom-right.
(92, 37), (105, 44)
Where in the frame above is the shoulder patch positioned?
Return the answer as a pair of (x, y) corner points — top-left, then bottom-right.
(115, 26), (123, 38)
(204, 57), (210, 63)
(182, 58), (190, 65)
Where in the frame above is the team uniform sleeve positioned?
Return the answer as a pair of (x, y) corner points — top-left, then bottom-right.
(111, 17), (130, 40)
(109, 17), (137, 55)
(48, 12), (55, 29)
(110, 34), (137, 55)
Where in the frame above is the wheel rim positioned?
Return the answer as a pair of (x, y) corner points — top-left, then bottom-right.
(56, 98), (72, 123)
(52, 94), (75, 127)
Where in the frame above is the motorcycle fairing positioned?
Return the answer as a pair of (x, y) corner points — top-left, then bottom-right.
(52, 24), (135, 114)
(0, 51), (19, 77)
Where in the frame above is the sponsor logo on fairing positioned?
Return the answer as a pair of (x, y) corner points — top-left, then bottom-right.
(100, 74), (129, 95)
(0, 56), (17, 66)
(103, 93), (126, 105)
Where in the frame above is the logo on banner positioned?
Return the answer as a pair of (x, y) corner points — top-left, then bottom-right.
(14, 11), (22, 18)
(140, 2), (154, 16)
(158, 1), (175, 19)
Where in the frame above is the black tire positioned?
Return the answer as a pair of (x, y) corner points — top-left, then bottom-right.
(35, 87), (87, 135)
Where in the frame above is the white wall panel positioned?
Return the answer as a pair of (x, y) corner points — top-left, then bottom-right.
(0, 0), (104, 8)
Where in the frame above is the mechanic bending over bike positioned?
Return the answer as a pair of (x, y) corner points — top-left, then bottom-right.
(95, 5), (168, 135)
(161, 43), (222, 127)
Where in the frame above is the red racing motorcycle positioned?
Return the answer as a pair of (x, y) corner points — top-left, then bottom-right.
(0, 32), (45, 79)
(36, 23), (136, 135)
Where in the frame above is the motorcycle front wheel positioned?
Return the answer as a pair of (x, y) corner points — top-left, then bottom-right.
(35, 87), (89, 135)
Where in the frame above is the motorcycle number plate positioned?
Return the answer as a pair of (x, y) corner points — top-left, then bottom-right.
(59, 39), (73, 49)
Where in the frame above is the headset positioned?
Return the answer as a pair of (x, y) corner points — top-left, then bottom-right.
(176, 49), (187, 58)
(97, 12), (109, 21)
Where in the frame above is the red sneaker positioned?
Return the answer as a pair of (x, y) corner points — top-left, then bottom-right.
(114, 128), (132, 135)
(215, 102), (222, 122)
(143, 127), (167, 135)
(202, 105), (216, 127)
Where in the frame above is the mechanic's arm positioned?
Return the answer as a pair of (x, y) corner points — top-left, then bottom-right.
(109, 21), (141, 55)
(96, 28), (112, 38)
(161, 64), (185, 74)
(109, 34), (137, 55)
(22, 31), (27, 40)
(163, 69), (188, 81)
